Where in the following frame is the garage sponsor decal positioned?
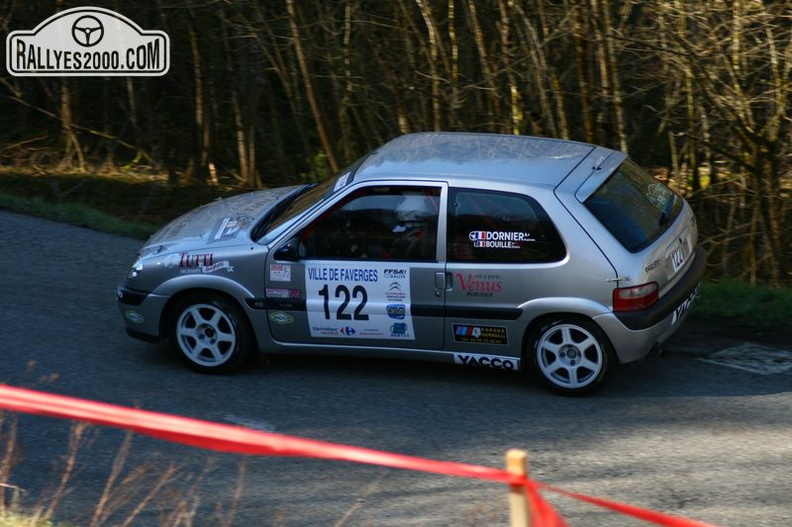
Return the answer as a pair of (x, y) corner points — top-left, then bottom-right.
(306, 263), (413, 340)
(468, 230), (535, 249)
(453, 324), (508, 345)
(269, 264), (291, 282)
(454, 353), (519, 370)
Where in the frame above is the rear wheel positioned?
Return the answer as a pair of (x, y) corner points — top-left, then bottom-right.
(527, 318), (612, 396)
(169, 294), (252, 373)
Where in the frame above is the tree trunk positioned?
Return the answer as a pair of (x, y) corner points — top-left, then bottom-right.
(58, 81), (84, 170)
(286, 0), (340, 174)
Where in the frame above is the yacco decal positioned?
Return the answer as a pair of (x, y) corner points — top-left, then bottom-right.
(453, 324), (508, 345)
(454, 353), (519, 370)
(468, 230), (535, 249)
(305, 263), (414, 340)
(455, 273), (503, 297)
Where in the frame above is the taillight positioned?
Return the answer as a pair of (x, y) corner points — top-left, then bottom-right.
(613, 282), (659, 312)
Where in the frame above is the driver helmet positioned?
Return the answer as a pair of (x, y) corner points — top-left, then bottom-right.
(395, 194), (433, 223)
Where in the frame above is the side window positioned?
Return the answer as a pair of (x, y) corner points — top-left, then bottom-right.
(299, 186), (440, 261)
(448, 189), (565, 263)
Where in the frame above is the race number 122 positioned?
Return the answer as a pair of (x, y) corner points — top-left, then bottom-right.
(318, 284), (369, 320)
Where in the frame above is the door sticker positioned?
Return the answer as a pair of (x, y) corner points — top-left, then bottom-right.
(269, 264), (292, 282)
(306, 263), (413, 339)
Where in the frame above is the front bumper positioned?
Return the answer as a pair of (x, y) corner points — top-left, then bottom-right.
(117, 285), (168, 343)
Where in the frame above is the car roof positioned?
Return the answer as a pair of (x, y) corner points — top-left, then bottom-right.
(353, 132), (607, 187)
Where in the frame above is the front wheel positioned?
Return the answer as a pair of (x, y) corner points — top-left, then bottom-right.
(527, 318), (613, 396)
(168, 294), (253, 373)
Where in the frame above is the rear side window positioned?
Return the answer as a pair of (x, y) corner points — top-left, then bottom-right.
(584, 160), (682, 252)
(448, 189), (565, 263)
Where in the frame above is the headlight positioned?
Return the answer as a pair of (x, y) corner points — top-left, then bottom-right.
(128, 255), (143, 279)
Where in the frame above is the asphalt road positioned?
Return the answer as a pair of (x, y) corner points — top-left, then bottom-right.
(1, 210), (790, 527)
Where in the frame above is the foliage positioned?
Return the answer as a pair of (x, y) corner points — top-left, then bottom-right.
(0, 0), (790, 285)
(0, 168), (237, 234)
(693, 280), (792, 331)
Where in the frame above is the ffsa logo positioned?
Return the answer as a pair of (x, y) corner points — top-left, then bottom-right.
(6, 6), (170, 76)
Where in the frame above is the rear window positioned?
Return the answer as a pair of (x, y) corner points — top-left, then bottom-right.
(584, 160), (682, 252)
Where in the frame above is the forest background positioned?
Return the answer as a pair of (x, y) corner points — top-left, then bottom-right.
(1, 0), (790, 287)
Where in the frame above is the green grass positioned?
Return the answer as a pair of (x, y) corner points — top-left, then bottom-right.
(0, 168), (240, 236)
(693, 280), (792, 330)
(0, 192), (159, 239)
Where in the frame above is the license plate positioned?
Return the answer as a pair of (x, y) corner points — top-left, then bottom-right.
(671, 284), (699, 325)
(671, 245), (686, 272)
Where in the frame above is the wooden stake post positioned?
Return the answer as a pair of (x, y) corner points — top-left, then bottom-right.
(506, 449), (531, 527)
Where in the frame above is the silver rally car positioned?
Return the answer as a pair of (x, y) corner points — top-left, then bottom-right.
(118, 132), (705, 395)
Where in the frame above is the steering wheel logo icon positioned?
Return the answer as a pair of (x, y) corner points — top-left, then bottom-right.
(71, 15), (104, 47)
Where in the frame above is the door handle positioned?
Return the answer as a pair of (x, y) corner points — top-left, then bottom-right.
(434, 271), (453, 291)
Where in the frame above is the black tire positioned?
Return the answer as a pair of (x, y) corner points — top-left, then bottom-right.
(168, 294), (253, 373)
(526, 317), (613, 396)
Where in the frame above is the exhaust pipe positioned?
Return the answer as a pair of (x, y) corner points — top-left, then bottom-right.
(649, 343), (665, 358)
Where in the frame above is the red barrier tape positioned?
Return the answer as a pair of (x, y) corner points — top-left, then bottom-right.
(537, 483), (720, 527)
(0, 385), (721, 527)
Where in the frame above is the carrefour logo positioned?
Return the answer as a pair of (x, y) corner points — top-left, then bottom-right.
(6, 6), (169, 76)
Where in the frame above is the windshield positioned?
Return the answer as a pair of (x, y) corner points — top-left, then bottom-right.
(257, 154), (372, 243)
(584, 160), (682, 252)
(256, 177), (337, 243)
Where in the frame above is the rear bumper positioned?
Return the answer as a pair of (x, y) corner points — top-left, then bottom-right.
(596, 246), (706, 363)
(615, 246), (706, 331)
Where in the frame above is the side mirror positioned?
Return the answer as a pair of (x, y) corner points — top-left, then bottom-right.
(274, 238), (299, 261)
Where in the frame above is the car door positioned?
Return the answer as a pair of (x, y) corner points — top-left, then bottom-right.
(442, 187), (568, 369)
(265, 182), (447, 352)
